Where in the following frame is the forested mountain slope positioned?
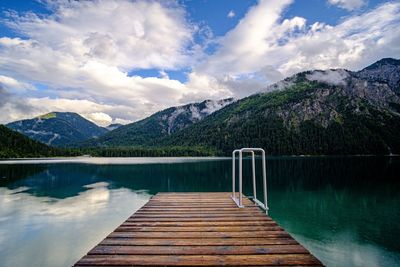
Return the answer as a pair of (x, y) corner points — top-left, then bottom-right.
(160, 58), (400, 155)
(0, 125), (61, 158)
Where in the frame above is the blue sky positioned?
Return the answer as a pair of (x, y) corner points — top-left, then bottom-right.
(0, 0), (399, 125)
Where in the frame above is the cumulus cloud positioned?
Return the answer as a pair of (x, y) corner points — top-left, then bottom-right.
(0, 0), (399, 126)
(328, 0), (366, 11)
(3, 0), (194, 70)
(192, 0), (400, 96)
(0, 0), (200, 125)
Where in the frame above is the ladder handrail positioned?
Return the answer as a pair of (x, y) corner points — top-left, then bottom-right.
(231, 148), (269, 214)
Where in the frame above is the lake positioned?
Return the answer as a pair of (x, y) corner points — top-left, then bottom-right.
(0, 156), (399, 267)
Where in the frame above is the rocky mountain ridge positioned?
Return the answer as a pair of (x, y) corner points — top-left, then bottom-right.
(81, 98), (235, 147)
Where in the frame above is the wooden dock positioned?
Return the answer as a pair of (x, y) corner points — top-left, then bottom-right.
(74, 192), (323, 266)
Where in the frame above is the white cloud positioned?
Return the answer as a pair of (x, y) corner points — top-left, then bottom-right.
(0, 0), (200, 125)
(195, 0), (295, 78)
(328, 0), (366, 11)
(306, 69), (350, 85)
(86, 112), (113, 127)
(192, 0), (400, 96)
(3, 0), (194, 70)
(113, 118), (131, 125)
(227, 10), (235, 18)
(0, 75), (34, 91)
(0, 0), (399, 126)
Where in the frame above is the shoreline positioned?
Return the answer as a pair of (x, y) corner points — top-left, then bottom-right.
(0, 154), (398, 165)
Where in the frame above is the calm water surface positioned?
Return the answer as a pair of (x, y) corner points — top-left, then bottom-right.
(0, 156), (399, 267)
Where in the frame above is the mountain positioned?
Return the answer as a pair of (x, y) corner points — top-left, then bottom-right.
(355, 58), (400, 92)
(6, 112), (108, 147)
(82, 98), (234, 147)
(159, 58), (400, 155)
(0, 125), (60, 158)
(106, 123), (123, 131)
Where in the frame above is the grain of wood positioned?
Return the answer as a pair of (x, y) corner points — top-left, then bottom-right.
(75, 254), (321, 266)
(115, 226), (283, 232)
(73, 192), (324, 266)
(121, 221), (278, 226)
(88, 244), (309, 255)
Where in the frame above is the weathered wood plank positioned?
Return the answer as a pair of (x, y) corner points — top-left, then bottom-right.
(75, 254), (321, 266)
(88, 245), (309, 255)
(137, 208), (261, 212)
(108, 231), (289, 238)
(142, 200), (255, 207)
(121, 221), (278, 226)
(146, 201), (246, 204)
(134, 211), (262, 216)
(151, 194), (232, 196)
(145, 200), (248, 205)
(140, 206), (254, 209)
(145, 199), (254, 205)
(130, 215), (269, 220)
(147, 199), (254, 203)
(115, 226), (283, 232)
(147, 199), (251, 203)
(99, 237), (299, 246)
(126, 217), (273, 222)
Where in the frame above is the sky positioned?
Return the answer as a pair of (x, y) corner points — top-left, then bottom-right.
(0, 0), (399, 126)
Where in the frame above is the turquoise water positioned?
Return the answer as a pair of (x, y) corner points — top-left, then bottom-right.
(0, 156), (399, 267)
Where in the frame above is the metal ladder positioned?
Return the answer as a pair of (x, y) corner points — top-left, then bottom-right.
(231, 148), (269, 214)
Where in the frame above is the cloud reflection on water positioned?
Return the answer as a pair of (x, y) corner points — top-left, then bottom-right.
(0, 183), (150, 267)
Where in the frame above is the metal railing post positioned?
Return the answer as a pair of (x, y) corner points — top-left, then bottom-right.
(239, 150), (243, 207)
(251, 151), (256, 200)
(232, 151), (236, 200)
(262, 149), (269, 214)
(231, 148), (268, 213)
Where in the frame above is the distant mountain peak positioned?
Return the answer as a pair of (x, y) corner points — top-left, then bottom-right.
(6, 112), (107, 146)
(363, 58), (400, 70)
(35, 111), (85, 120)
(356, 57), (400, 92)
